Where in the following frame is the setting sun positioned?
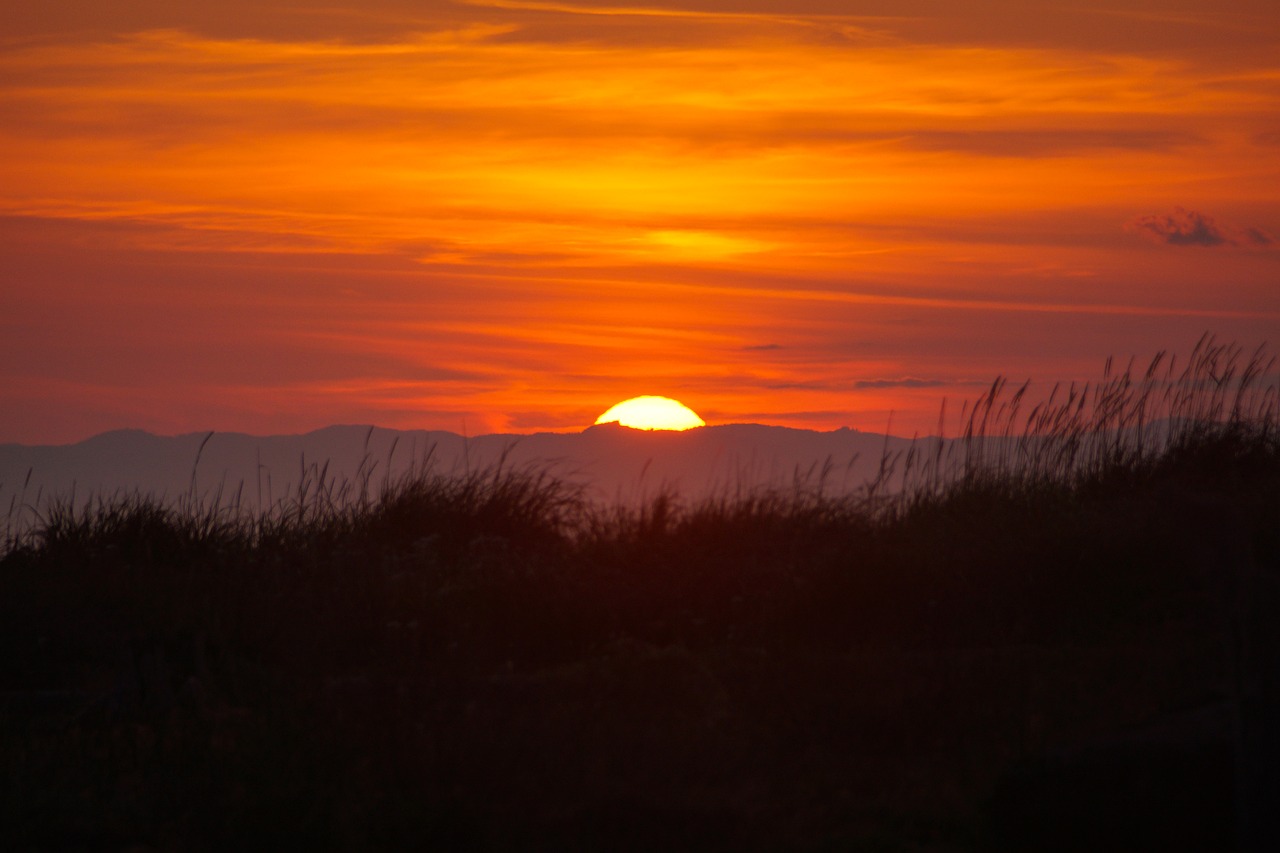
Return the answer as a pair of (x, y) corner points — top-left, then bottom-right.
(595, 396), (706, 431)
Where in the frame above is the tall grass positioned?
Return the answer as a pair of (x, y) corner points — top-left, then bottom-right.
(3, 336), (1276, 557)
(1, 338), (1277, 850)
(874, 334), (1279, 506)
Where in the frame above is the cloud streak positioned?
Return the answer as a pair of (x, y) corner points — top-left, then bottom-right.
(1128, 207), (1273, 248)
(1, 2), (1278, 441)
(852, 378), (949, 390)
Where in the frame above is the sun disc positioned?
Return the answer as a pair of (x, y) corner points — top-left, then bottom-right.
(595, 396), (705, 431)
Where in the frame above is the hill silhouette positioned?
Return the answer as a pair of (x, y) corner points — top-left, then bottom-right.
(2, 422), (921, 518)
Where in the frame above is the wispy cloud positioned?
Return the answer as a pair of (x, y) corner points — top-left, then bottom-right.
(1127, 207), (1273, 248)
(901, 129), (1198, 158)
(2, 3), (1278, 441)
(455, 0), (893, 35)
(852, 378), (949, 390)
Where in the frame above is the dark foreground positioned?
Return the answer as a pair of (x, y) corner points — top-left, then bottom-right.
(4, 349), (1279, 850)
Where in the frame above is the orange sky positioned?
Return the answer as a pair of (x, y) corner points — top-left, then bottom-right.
(2, 0), (1278, 442)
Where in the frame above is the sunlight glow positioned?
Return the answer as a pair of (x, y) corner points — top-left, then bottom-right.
(1, 3), (1277, 442)
(595, 396), (706, 430)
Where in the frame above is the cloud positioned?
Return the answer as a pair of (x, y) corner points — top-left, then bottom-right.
(852, 378), (949, 390)
(903, 129), (1197, 158)
(741, 343), (782, 351)
(764, 379), (837, 391)
(1127, 207), (1273, 248)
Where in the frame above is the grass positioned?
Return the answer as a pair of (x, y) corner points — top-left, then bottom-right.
(2, 336), (1278, 851)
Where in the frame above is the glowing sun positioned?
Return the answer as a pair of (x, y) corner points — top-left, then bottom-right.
(595, 396), (706, 431)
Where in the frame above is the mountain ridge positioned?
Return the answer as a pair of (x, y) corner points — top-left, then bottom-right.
(1, 423), (920, 514)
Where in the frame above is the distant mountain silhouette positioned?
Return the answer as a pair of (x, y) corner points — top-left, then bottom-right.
(1, 423), (930, 516)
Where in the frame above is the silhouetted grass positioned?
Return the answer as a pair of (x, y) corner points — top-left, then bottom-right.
(2, 338), (1278, 850)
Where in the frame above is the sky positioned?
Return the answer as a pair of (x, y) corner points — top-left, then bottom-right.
(2, 0), (1278, 443)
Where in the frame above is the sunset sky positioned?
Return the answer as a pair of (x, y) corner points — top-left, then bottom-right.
(3, 0), (1278, 443)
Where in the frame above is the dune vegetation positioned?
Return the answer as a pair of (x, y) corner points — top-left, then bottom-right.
(2, 336), (1278, 851)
